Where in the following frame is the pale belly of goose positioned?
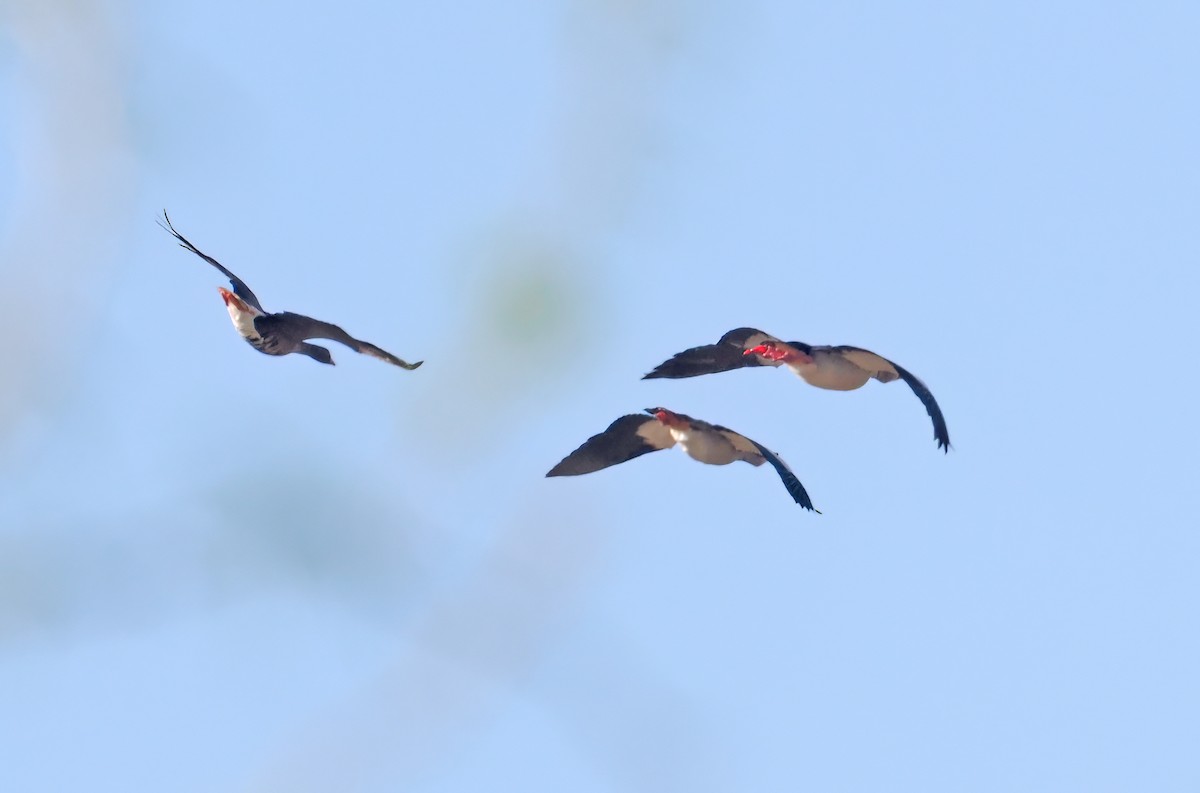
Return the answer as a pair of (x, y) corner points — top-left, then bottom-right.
(670, 428), (739, 466)
(794, 352), (873, 391)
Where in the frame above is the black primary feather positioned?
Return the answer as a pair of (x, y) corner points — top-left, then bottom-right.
(746, 439), (820, 512)
(892, 363), (951, 452)
(159, 210), (266, 313)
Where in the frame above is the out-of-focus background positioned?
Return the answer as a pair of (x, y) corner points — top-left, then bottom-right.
(2, 1), (1198, 790)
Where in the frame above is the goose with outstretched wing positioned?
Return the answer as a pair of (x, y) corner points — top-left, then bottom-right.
(547, 407), (819, 511)
(160, 211), (422, 370)
(644, 327), (949, 452)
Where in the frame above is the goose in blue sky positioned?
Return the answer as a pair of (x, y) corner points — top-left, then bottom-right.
(160, 211), (422, 370)
(547, 407), (819, 511)
(644, 328), (949, 452)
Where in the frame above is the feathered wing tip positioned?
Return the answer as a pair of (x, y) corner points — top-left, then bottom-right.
(360, 343), (422, 370)
(892, 363), (951, 452)
(158, 209), (266, 313)
(747, 440), (820, 512)
(642, 343), (743, 379)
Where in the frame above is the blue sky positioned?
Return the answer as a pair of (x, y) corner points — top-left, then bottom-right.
(2, 1), (1198, 790)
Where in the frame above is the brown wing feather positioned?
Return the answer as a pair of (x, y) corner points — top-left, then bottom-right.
(711, 426), (766, 466)
(826, 346), (900, 382)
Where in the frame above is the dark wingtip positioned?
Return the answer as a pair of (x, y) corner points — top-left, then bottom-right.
(797, 494), (820, 512)
(788, 480), (820, 512)
(641, 362), (692, 380)
(642, 364), (675, 379)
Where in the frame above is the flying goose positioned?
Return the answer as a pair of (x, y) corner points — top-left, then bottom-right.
(160, 211), (422, 370)
(547, 407), (819, 511)
(644, 327), (949, 451)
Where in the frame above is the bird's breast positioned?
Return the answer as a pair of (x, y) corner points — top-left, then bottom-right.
(670, 428), (738, 466)
(793, 352), (872, 391)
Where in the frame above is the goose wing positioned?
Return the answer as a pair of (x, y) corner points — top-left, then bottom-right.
(643, 327), (783, 379)
(742, 436), (820, 512)
(547, 414), (674, 476)
(270, 312), (423, 370)
(837, 346), (950, 452)
(159, 210), (265, 313)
